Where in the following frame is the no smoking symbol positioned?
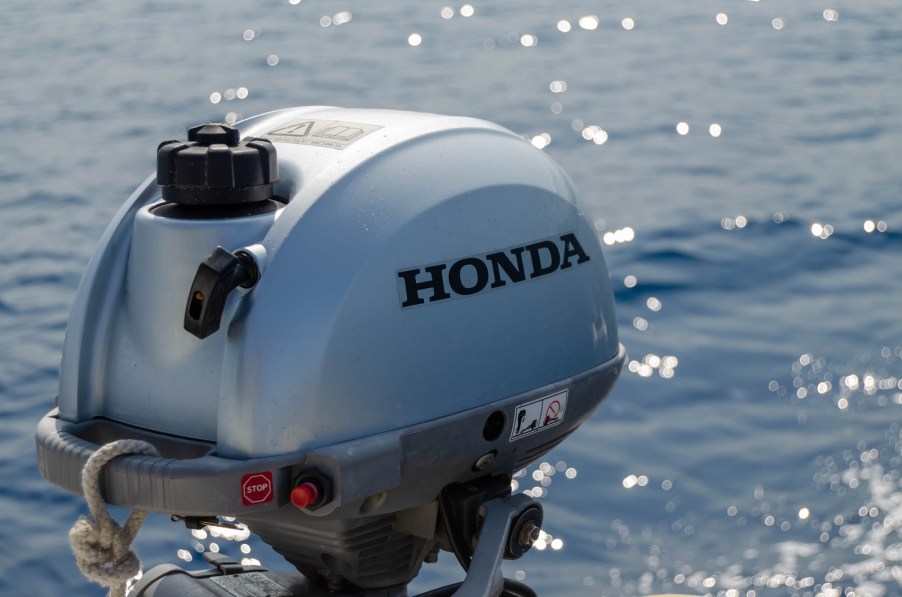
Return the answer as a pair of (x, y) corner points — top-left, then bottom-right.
(241, 471), (273, 506)
(544, 400), (561, 425)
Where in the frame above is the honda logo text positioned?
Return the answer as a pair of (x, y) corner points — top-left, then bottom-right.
(397, 233), (590, 307)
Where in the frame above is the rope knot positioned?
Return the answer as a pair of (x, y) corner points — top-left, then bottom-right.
(69, 439), (160, 597)
(69, 514), (142, 584)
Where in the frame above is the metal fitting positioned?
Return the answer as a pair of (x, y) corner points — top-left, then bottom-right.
(518, 521), (541, 547)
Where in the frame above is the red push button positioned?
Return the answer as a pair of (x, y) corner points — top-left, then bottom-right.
(290, 481), (320, 509)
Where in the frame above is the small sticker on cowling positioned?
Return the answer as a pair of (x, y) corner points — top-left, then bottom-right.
(510, 389), (568, 441)
(241, 471), (273, 506)
(264, 118), (383, 150)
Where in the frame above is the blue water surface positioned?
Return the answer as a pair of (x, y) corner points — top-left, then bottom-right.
(2, 1), (901, 596)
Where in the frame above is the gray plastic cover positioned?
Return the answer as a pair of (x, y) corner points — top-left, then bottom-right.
(53, 107), (620, 461)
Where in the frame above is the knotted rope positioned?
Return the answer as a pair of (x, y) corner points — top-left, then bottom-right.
(69, 439), (160, 597)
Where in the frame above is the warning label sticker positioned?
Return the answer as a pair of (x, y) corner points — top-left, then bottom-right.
(263, 118), (383, 150)
(241, 471), (273, 506)
(510, 389), (568, 442)
(211, 572), (292, 597)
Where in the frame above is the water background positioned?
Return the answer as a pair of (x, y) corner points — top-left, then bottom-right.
(2, 1), (901, 595)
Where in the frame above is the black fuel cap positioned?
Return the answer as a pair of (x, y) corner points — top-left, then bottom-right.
(157, 123), (278, 206)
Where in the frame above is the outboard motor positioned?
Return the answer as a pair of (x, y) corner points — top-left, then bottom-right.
(36, 107), (626, 596)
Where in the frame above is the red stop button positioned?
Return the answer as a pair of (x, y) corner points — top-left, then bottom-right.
(241, 472), (273, 506)
(290, 481), (320, 509)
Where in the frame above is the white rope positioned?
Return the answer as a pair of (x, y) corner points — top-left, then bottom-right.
(69, 439), (160, 597)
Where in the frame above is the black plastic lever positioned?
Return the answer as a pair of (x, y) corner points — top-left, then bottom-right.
(184, 247), (258, 339)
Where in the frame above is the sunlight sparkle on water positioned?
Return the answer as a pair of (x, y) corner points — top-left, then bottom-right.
(441, 6), (454, 20)
(810, 223), (834, 239)
(578, 15), (599, 31)
(333, 11), (352, 26)
(628, 354), (678, 379)
(208, 523), (251, 542)
(824, 9), (839, 22)
(709, 123), (723, 137)
(580, 125), (608, 145)
(603, 226), (634, 245)
(549, 80), (567, 93)
(721, 215), (748, 230)
(864, 220), (888, 233)
(266, 54), (279, 66)
(530, 133), (551, 149)
(460, 5), (475, 18)
(623, 474), (649, 489)
(557, 20), (572, 33)
(224, 86), (245, 101)
(772, 18), (785, 30)
(629, 362), (648, 377)
(676, 121), (689, 135)
(408, 33), (422, 47)
(621, 18), (635, 31)
(520, 34), (537, 48)
(534, 532), (548, 551)
(716, 13), (729, 26)
(516, 461), (579, 501)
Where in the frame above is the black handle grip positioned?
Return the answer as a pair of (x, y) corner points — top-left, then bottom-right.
(184, 247), (258, 339)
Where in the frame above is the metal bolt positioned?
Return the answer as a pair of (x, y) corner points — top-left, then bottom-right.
(473, 451), (496, 471)
(518, 521), (541, 547)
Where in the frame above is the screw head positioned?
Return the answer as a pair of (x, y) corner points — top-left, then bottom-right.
(473, 451), (496, 471)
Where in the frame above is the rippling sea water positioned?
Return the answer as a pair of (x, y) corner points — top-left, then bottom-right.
(2, 1), (901, 596)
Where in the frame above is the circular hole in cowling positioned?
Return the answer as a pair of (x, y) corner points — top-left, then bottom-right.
(483, 410), (506, 441)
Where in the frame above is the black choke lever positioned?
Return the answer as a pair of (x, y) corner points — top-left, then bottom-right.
(184, 247), (258, 339)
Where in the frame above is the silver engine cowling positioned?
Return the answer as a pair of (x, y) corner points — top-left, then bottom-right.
(37, 107), (625, 591)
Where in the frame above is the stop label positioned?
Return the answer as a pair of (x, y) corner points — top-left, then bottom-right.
(241, 471), (273, 506)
